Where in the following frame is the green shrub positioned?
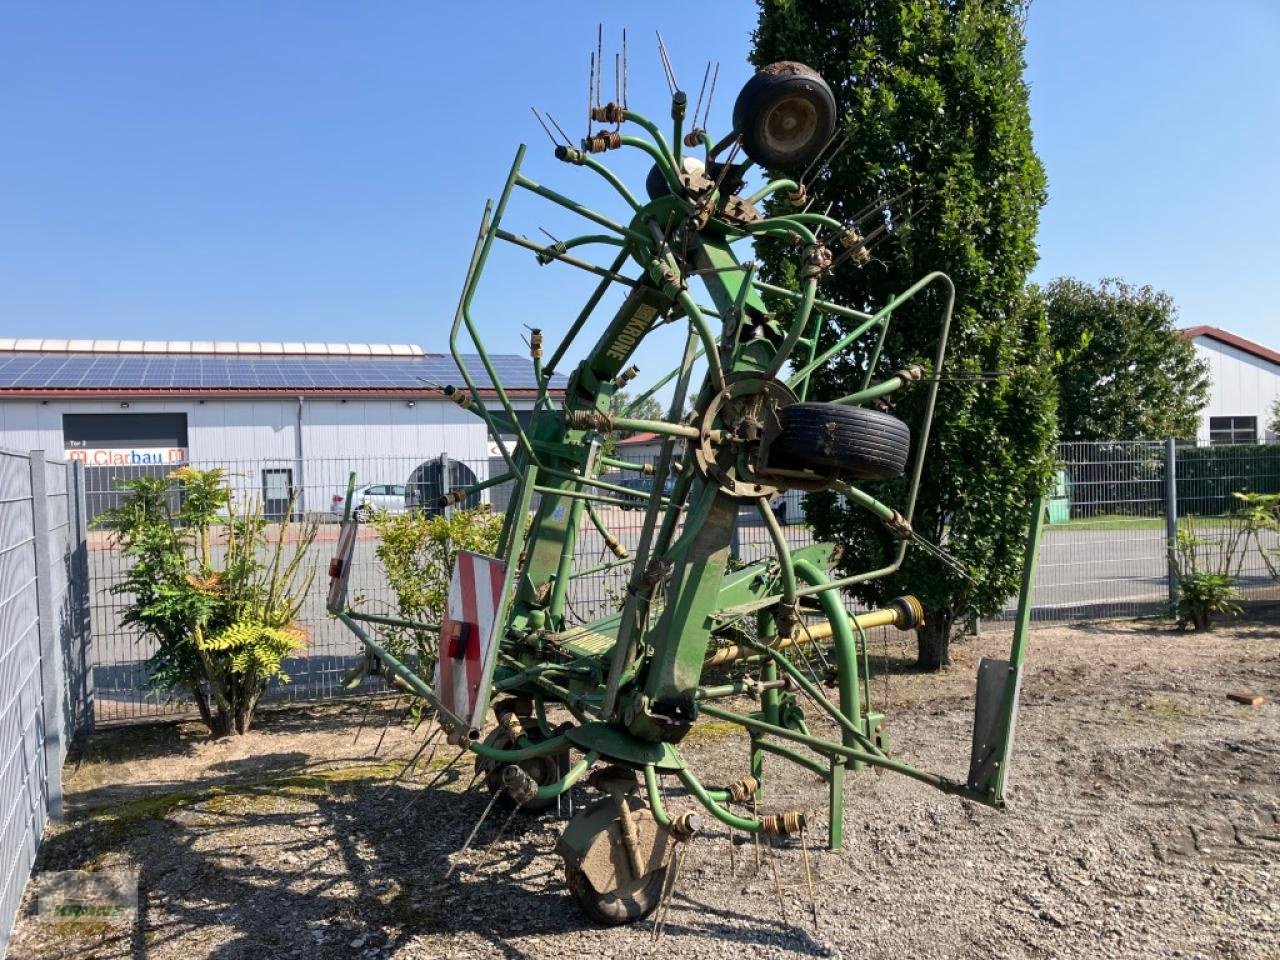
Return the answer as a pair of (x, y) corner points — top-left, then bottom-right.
(367, 506), (503, 676)
(1172, 524), (1246, 631)
(1235, 490), (1280, 582)
(105, 467), (316, 736)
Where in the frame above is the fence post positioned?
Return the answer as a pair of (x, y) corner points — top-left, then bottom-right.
(70, 458), (94, 737)
(439, 451), (451, 516)
(28, 451), (64, 822)
(1164, 437), (1179, 610)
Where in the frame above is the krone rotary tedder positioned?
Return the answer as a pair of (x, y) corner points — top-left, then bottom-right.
(329, 41), (1047, 926)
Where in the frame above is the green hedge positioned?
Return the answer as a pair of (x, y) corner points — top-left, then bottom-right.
(1176, 444), (1280, 516)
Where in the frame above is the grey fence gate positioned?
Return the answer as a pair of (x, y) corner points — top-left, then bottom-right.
(0, 449), (93, 955)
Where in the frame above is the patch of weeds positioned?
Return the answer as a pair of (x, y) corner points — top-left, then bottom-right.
(82, 761), (406, 848)
(1129, 695), (1205, 728)
(684, 719), (744, 742)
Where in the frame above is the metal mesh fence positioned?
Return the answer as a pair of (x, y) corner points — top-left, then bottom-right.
(84, 441), (1280, 723)
(0, 448), (92, 954)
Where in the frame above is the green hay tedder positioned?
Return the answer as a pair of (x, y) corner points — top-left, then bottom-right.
(329, 39), (1046, 926)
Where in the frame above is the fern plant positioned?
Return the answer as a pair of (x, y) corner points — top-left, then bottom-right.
(106, 468), (316, 736)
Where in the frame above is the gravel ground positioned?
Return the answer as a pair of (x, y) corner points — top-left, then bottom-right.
(9, 614), (1278, 959)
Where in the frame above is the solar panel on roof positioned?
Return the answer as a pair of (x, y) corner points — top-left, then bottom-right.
(0, 351), (562, 391)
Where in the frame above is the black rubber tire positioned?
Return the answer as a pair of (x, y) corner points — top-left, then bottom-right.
(475, 724), (565, 815)
(566, 862), (668, 926)
(732, 61), (837, 171)
(766, 402), (910, 481)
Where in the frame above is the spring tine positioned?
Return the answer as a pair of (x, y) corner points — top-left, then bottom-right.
(653, 839), (692, 941)
(373, 696), (404, 756)
(546, 113), (573, 147)
(587, 52), (595, 135)
(351, 697), (373, 745)
(767, 838), (788, 925)
(701, 62), (719, 130)
(909, 531), (979, 584)
(446, 788), (504, 878)
(622, 28), (628, 108)
(752, 797), (762, 871)
(532, 107), (559, 147)
(650, 854), (679, 940)
(693, 61), (711, 127)
(596, 23), (604, 108)
(800, 826), (819, 929)
(387, 745), (467, 826)
(378, 726), (442, 800)
(411, 707), (432, 734)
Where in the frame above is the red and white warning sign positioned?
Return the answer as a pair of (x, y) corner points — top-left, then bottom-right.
(433, 550), (507, 738)
(326, 517), (360, 612)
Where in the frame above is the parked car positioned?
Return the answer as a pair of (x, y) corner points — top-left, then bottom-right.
(617, 474), (675, 510)
(331, 483), (408, 520)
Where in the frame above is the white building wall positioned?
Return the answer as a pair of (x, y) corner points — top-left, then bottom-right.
(1192, 338), (1280, 443)
(0, 396), (530, 515)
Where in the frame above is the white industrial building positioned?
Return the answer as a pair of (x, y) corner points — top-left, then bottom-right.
(1181, 326), (1280, 444)
(0, 339), (562, 519)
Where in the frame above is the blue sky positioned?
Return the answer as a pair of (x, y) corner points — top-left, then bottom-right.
(2, 1), (1277, 386)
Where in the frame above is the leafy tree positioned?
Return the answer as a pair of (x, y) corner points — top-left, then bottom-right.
(1267, 398), (1280, 441)
(106, 468), (316, 735)
(1045, 277), (1209, 440)
(752, 0), (1057, 668)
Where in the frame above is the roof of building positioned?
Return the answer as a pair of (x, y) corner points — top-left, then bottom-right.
(0, 339), (424, 357)
(619, 431), (662, 444)
(0, 341), (566, 397)
(1180, 326), (1280, 368)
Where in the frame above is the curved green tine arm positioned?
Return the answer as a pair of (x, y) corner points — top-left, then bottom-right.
(762, 275), (818, 381)
(755, 279), (875, 324)
(778, 211), (844, 231)
(833, 368), (921, 406)
(515, 172), (651, 246)
(745, 178), (798, 206)
(756, 497), (798, 606)
(643, 765), (672, 828)
(470, 734), (573, 764)
(566, 150), (645, 213)
(533, 751), (598, 801)
(676, 768), (765, 833)
(623, 109), (678, 169)
(744, 216), (817, 245)
(754, 739), (829, 778)
(789, 271), (953, 387)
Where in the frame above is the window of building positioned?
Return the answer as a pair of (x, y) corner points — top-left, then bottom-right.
(1208, 416), (1257, 446)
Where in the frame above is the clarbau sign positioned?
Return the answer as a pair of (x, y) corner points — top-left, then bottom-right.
(65, 447), (188, 466)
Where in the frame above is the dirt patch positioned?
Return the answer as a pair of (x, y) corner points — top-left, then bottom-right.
(8, 616), (1279, 959)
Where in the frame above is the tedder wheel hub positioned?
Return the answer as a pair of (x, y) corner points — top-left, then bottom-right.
(732, 61), (838, 171)
(476, 722), (568, 815)
(557, 792), (672, 925)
